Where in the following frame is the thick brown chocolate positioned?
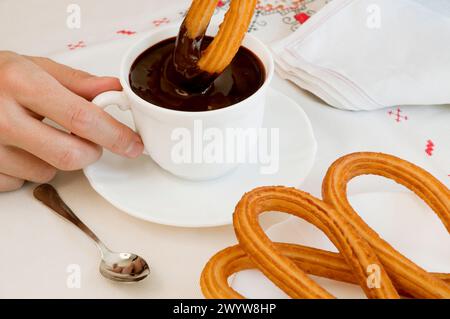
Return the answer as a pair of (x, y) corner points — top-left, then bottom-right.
(129, 36), (265, 112)
(172, 24), (209, 88)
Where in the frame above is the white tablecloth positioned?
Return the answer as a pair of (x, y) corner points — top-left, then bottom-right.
(0, 0), (448, 298)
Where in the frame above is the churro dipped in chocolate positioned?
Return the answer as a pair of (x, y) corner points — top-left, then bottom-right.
(173, 0), (257, 91)
(200, 152), (450, 299)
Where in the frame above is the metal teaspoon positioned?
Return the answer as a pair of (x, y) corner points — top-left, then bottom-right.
(33, 184), (150, 282)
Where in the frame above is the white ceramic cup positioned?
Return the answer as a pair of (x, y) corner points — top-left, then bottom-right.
(93, 24), (274, 181)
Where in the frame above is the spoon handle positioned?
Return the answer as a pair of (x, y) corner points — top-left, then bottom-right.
(34, 184), (103, 248)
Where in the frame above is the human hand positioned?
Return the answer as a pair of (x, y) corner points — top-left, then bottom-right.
(0, 51), (144, 192)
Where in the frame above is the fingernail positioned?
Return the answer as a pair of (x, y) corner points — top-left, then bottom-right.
(125, 141), (144, 158)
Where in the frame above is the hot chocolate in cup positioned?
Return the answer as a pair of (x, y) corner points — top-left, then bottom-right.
(92, 24), (275, 181)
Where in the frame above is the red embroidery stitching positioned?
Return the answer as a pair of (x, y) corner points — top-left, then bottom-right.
(117, 30), (136, 35)
(425, 140), (435, 156)
(67, 41), (86, 50)
(294, 13), (310, 24)
(153, 18), (170, 27)
(388, 108), (408, 122)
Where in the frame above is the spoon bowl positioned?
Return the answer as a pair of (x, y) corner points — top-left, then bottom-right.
(33, 184), (150, 283)
(100, 251), (150, 282)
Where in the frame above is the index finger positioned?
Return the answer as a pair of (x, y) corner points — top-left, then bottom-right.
(26, 56), (122, 101)
(9, 59), (144, 158)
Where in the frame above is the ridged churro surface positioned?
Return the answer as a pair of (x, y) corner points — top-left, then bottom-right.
(200, 153), (450, 299)
(178, 0), (257, 75)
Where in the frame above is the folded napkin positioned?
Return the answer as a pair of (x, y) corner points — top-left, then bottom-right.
(271, 0), (450, 111)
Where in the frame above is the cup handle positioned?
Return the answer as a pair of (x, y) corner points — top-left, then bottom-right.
(92, 91), (149, 155)
(92, 91), (130, 111)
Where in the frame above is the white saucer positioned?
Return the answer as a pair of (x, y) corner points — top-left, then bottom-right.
(83, 89), (317, 227)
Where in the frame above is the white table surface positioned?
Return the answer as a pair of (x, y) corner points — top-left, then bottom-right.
(0, 0), (448, 298)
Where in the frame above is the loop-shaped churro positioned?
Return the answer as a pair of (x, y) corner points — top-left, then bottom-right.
(201, 243), (450, 298)
(204, 187), (399, 299)
(175, 0), (257, 76)
(200, 152), (450, 299)
(322, 152), (450, 298)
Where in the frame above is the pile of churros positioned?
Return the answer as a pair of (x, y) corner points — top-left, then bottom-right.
(201, 152), (450, 299)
